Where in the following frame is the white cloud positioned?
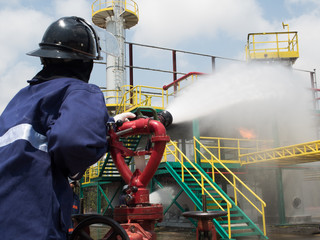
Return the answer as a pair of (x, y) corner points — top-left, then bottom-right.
(0, 0), (92, 113)
(53, 0), (91, 21)
(0, 8), (52, 74)
(132, 0), (272, 47)
(0, 7), (52, 112)
(0, 61), (38, 113)
(288, 10), (320, 70)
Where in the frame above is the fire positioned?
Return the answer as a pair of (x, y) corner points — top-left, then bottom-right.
(239, 128), (256, 139)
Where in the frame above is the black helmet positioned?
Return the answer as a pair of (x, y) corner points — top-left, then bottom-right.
(27, 16), (102, 60)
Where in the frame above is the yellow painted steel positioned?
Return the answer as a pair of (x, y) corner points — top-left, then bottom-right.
(240, 140), (320, 165)
(194, 137), (267, 236)
(102, 85), (167, 114)
(163, 140), (232, 238)
(114, 85), (167, 114)
(104, 73), (203, 114)
(92, 0), (139, 29)
(198, 136), (273, 165)
(82, 158), (106, 184)
(246, 24), (299, 63)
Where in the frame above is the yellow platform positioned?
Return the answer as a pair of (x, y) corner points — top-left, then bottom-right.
(246, 26), (299, 64)
(92, 0), (139, 29)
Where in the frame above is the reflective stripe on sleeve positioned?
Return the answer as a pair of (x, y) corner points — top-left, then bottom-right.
(0, 123), (48, 152)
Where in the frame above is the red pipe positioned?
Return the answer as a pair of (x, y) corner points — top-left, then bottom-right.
(163, 71), (205, 90)
(109, 118), (170, 188)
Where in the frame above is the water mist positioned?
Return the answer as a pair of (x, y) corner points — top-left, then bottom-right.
(166, 62), (316, 145)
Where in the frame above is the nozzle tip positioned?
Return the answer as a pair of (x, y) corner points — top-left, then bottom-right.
(158, 110), (173, 128)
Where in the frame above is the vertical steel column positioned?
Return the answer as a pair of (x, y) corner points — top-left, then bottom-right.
(276, 168), (286, 224)
(172, 50), (177, 93)
(193, 119), (201, 166)
(211, 57), (216, 72)
(310, 70), (317, 110)
(79, 182), (84, 214)
(129, 43), (134, 86)
(129, 43), (134, 104)
(310, 69), (319, 138)
(273, 122), (286, 224)
(97, 182), (101, 214)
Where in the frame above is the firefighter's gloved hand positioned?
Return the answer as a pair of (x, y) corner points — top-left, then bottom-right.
(114, 112), (136, 122)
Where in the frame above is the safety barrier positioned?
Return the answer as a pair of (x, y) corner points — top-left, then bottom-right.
(103, 72), (204, 114)
(194, 137), (267, 236)
(246, 30), (299, 61)
(240, 139), (320, 165)
(82, 159), (105, 184)
(115, 85), (166, 114)
(92, 0), (139, 18)
(198, 136), (273, 165)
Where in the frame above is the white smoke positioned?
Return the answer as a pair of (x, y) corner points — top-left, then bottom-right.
(167, 62), (316, 144)
(150, 187), (175, 206)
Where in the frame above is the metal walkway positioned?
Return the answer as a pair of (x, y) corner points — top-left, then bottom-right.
(239, 140), (320, 165)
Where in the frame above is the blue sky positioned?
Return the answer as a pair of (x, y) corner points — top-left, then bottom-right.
(0, 0), (319, 113)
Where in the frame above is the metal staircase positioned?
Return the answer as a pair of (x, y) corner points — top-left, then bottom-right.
(82, 135), (141, 183)
(156, 140), (268, 239)
(99, 135), (141, 177)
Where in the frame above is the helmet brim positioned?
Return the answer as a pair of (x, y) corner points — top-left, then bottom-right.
(27, 47), (101, 60)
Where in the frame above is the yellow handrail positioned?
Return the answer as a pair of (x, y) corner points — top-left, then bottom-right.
(92, 0), (139, 18)
(106, 85), (168, 114)
(198, 136), (272, 164)
(246, 30), (299, 61)
(194, 137), (267, 235)
(164, 141), (232, 238)
(239, 139), (320, 165)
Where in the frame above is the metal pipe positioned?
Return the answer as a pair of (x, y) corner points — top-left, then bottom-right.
(172, 50), (177, 93)
(202, 195), (207, 212)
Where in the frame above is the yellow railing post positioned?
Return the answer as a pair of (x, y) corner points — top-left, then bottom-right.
(262, 202), (266, 235)
(181, 153), (184, 182)
(218, 138), (221, 160)
(201, 176), (204, 195)
(211, 156), (215, 182)
(233, 176), (237, 206)
(175, 142), (178, 162)
(227, 204), (231, 238)
(276, 33), (279, 57)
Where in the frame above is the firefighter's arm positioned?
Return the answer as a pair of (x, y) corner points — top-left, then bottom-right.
(47, 86), (109, 178)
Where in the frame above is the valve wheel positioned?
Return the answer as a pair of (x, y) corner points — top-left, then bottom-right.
(70, 215), (129, 240)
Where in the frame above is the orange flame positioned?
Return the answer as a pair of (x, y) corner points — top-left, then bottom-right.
(239, 128), (256, 139)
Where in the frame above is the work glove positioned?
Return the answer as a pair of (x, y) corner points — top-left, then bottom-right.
(114, 112), (136, 122)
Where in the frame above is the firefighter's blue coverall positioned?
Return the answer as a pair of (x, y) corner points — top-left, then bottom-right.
(0, 76), (111, 239)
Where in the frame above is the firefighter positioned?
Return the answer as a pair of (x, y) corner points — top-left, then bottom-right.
(68, 179), (80, 234)
(0, 16), (133, 239)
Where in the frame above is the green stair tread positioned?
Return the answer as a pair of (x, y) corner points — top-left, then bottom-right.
(230, 231), (261, 237)
(219, 219), (249, 224)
